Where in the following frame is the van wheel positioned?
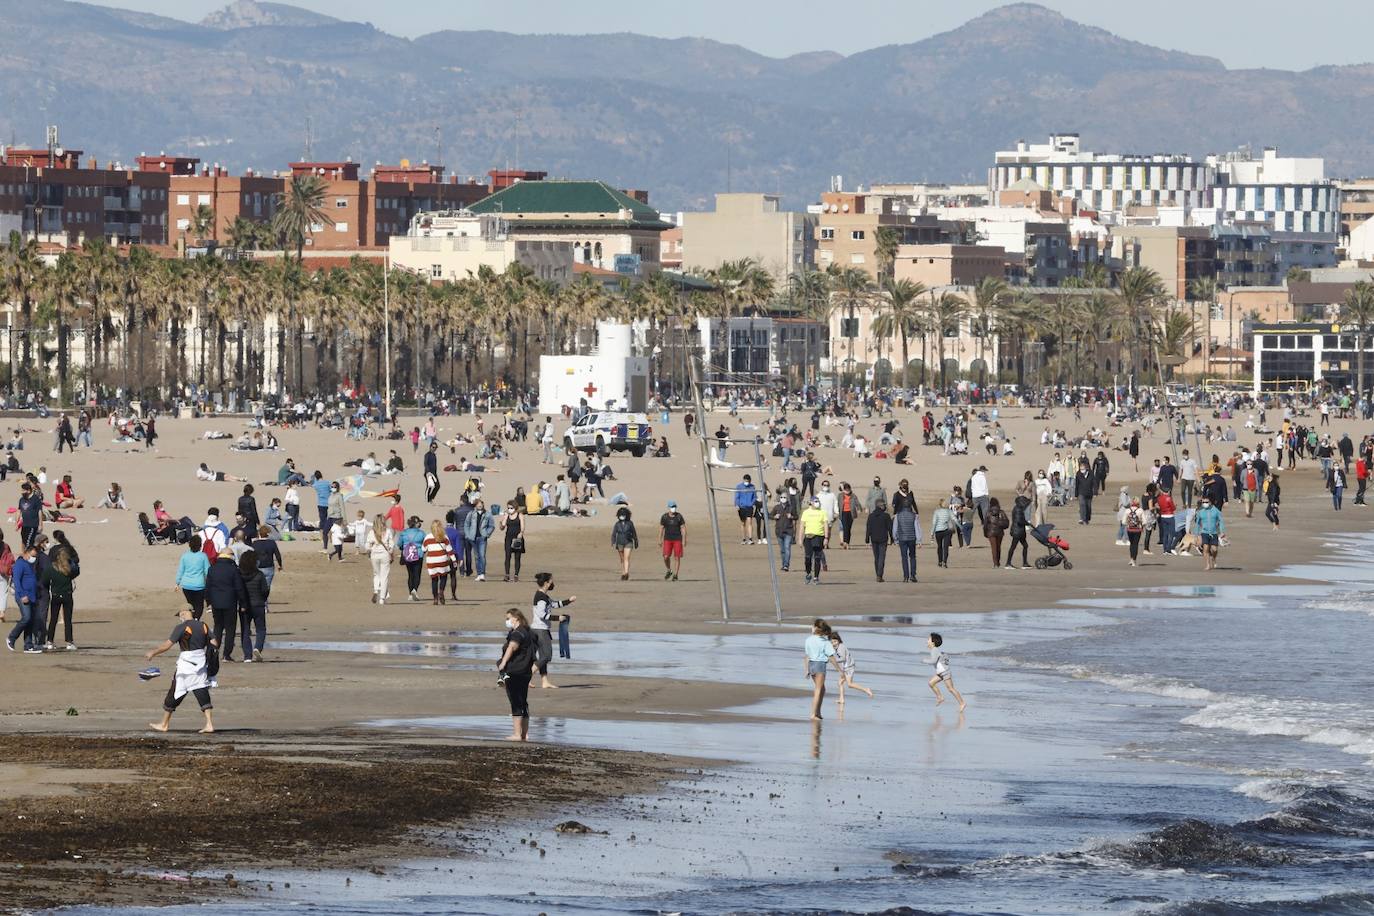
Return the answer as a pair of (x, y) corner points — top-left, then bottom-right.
(631, 446), (645, 458)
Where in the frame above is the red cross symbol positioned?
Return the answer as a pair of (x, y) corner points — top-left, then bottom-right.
(583, 382), (598, 398)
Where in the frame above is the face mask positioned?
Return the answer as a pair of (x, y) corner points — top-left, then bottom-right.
(505, 619), (515, 629)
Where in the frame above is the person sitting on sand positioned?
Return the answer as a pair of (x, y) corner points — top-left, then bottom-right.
(145, 607), (217, 734)
(196, 463), (247, 483)
(6, 429), (23, 451)
(97, 481), (127, 509)
(54, 474), (84, 509)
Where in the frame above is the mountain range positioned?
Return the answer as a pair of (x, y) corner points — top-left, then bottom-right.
(2, 0), (1373, 212)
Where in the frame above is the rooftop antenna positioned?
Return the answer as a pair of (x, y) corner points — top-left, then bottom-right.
(304, 115), (313, 161)
(435, 125), (442, 171)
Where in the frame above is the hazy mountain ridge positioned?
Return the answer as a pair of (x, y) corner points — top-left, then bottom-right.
(1, 0), (1371, 210)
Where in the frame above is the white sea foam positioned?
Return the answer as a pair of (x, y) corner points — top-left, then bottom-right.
(1233, 778), (1312, 804)
(1184, 699), (1374, 763)
(1301, 591), (1374, 617)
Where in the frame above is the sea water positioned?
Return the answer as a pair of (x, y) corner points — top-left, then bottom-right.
(64, 537), (1374, 915)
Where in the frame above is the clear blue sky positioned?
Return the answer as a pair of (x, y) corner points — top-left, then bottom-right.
(83, 0), (1371, 71)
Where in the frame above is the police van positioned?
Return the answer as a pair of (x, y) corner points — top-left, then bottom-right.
(562, 412), (652, 457)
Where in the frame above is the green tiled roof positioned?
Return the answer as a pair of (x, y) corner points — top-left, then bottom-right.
(469, 180), (665, 225)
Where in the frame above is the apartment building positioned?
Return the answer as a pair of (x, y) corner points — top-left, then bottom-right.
(813, 190), (963, 277)
(1338, 178), (1374, 252)
(990, 133), (1213, 215)
(0, 146), (170, 245)
(1108, 225), (1217, 300)
(681, 193), (815, 279)
(467, 180), (671, 273)
(1208, 147), (1341, 236)
(894, 244), (1006, 287)
(388, 210), (574, 285)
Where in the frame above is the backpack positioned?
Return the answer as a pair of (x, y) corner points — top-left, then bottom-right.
(1126, 509), (1143, 532)
(402, 540), (422, 563)
(0, 544), (12, 579)
(202, 539), (218, 563)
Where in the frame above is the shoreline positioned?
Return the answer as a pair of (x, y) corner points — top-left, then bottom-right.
(0, 408), (1368, 910)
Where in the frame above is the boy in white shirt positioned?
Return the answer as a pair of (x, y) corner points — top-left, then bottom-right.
(927, 632), (966, 712)
(351, 510), (370, 555)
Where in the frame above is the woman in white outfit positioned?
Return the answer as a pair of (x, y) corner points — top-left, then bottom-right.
(365, 514), (395, 604)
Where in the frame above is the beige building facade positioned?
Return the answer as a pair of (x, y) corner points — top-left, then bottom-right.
(681, 193), (815, 278)
(389, 211), (574, 284)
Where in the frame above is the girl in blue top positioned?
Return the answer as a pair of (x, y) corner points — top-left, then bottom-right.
(395, 517), (428, 601)
(175, 535), (211, 616)
(803, 618), (840, 720)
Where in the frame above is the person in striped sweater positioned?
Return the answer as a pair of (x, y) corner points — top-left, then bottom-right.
(422, 520), (457, 605)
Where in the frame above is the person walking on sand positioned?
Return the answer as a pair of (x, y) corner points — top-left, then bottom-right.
(365, 514), (394, 604)
(733, 474), (758, 544)
(499, 501), (526, 582)
(496, 608), (536, 741)
(206, 549), (248, 662)
(1192, 496), (1225, 571)
(531, 572), (575, 689)
(237, 550), (269, 663)
(424, 441), (441, 504)
(145, 607), (216, 734)
(659, 500), (685, 581)
(829, 629), (873, 704)
(983, 496), (1009, 568)
(800, 496), (828, 585)
(423, 520), (457, 605)
(1265, 473), (1281, 530)
(611, 506), (639, 580)
(174, 534), (210, 617)
(804, 618), (841, 720)
(4, 543), (40, 652)
(927, 632), (966, 712)
(463, 497), (496, 582)
(40, 546), (78, 651)
(397, 516), (427, 601)
(865, 499), (893, 582)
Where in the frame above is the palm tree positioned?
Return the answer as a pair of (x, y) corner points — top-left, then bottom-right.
(871, 278), (926, 389)
(1188, 277), (1218, 378)
(1115, 266), (1167, 389)
(828, 265), (873, 387)
(1339, 281), (1374, 401)
(271, 174), (329, 263)
(1158, 307), (1195, 381)
(926, 290), (968, 391)
(1286, 266), (1312, 285)
(3, 231), (44, 396)
(786, 268), (831, 388)
(969, 276), (1009, 383)
(874, 227), (900, 280)
(1043, 291), (1087, 386)
(190, 204), (216, 244)
(226, 216), (268, 253)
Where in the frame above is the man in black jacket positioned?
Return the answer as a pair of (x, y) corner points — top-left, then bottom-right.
(424, 442), (440, 504)
(1074, 460), (1095, 525)
(205, 554), (249, 662)
(865, 501), (893, 582)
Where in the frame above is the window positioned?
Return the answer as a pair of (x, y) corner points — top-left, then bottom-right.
(841, 317), (859, 338)
(819, 227), (835, 240)
(850, 230), (865, 240)
(850, 253), (865, 264)
(176, 194), (189, 206)
(430, 264), (442, 279)
(197, 194), (210, 206)
(176, 218), (189, 230)
(335, 222), (348, 232)
(336, 198), (348, 208)
(310, 222), (324, 233)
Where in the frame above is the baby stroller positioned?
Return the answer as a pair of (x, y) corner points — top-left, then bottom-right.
(1029, 523), (1072, 570)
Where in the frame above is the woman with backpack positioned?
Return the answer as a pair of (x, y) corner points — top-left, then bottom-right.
(396, 516), (427, 602)
(982, 497), (1010, 568)
(611, 506), (639, 580)
(1122, 497), (1145, 566)
(496, 608), (536, 741)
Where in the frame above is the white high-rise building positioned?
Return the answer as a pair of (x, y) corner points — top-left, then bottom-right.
(1208, 147), (1341, 236)
(989, 133), (1213, 215)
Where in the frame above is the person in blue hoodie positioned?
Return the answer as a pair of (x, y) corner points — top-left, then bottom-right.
(175, 535), (211, 616)
(5, 543), (40, 652)
(733, 474), (758, 545)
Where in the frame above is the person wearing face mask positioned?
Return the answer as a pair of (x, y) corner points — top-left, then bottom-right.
(816, 480), (838, 550)
(865, 476), (887, 514)
(499, 501), (527, 582)
(463, 498), (497, 582)
(611, 506), (639, 580)
(799, 497), (828, 585)
(1191, 497), (1225, 571)
(769, 489), (796, 573)
(496, 608), (536, 741)
(891, 478), (915, 514)
(530, 572), (575, 688)
(1033, 470), (1052, 527)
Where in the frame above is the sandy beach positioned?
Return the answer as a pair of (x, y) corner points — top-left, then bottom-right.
(0, 401), (1366, 909)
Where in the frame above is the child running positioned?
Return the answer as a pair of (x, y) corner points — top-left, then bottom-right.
(829, 630), (873, 704)
(926, 632), (966, 712)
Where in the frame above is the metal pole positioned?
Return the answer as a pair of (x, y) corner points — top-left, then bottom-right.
(384, 254), (392, 422)
(753, 437), (784, 622)
(690, 355), (730, 622)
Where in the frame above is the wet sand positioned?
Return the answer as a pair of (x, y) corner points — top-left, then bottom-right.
(0, 403), (1364, 908)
